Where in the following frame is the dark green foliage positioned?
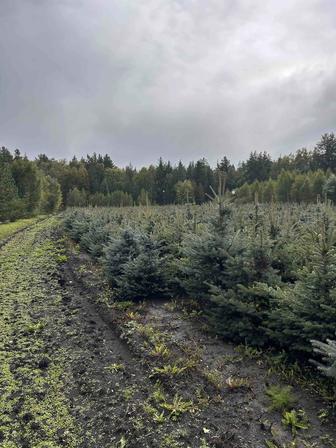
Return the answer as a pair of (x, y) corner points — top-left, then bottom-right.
(241, 151), (273, 184)
(179, 204), (239, 300)
(323, 175), (336, 202)
(114, 237), (168, 300)
(313, 132), (336, 171)
(0, 163), (22, 221)
(270, 239), (298, 283)
(67, 187), (87, 206)
(268, 214), (336, 355)
(179, 229), (237, 300)
(63, 212), (91, 242)
(12, 157), (42, 214)
(208, 233), (280, 346)
(0, 147), (62, 220)
(180, 204), (281, 346)
(80, 222), (110, 259)
(40, 175), (62, 213)
(103, 230), (168, 300)
(103, 230), (140, 286)
(266, 385), (297, 411)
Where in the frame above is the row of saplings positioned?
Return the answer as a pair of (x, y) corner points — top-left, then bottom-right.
(63, 209), (336, 383)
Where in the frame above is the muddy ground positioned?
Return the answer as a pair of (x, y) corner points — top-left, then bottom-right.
(0, 219), (335, 448)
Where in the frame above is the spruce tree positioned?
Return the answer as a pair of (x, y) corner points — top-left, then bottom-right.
(311, 337), (336, 380)
(179, 202), (239, 301)
(103, 230), (168, 300)
(115, 235), (168, 300)
(103, 229), (140, 287)
(64, 211), (91, 242)
(268, 213), (336, 355)
(79, 219), (109, 259)
(208, 205), (280, 346)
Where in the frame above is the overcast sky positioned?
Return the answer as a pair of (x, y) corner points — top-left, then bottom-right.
(1, 0), (336, 167)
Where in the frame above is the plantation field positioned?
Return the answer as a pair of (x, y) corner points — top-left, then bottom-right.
(0, 216), (43, 242)
(0, 204), (336, 447)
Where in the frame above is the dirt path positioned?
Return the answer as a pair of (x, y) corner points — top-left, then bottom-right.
(1, 220), (335, 448)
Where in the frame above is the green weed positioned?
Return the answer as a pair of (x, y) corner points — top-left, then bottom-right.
(105, 363), (125, 373)
(266, 385), (297, 412)
(203, 369), (222, 390)
(160, 394), (194, 421)
(152, 364), (187, 378)
(123, 386), (136, 400)
(150, 343), (170, 358)
(282, 409), (310, 435)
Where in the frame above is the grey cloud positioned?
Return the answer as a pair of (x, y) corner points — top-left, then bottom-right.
(0, 0), (335, 166)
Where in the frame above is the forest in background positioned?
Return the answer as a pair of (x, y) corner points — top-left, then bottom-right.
(1, 132), (336, 221)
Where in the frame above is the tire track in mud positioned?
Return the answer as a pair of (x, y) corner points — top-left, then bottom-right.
(57, 259), (155, 447)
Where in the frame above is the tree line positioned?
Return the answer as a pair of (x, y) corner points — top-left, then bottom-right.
(235, 133), (336, 203)
(0, 148), (62, 221)
(1, 132), (336, 220)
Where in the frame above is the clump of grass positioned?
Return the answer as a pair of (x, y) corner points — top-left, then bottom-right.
(195, 386), (210, 408)
(118, 435), (127, 448)
(143, 403), (166, 424)
(181, 307), (203, 319)
(146, 384), (193, 422)
(152, 363), (187, 378)
(56, 254), (68, 264)
(151, 382), (166, 403)
(136, 323), (163, 344)
(150, 343), (170, 358)
(123, 386), (136, 400)
(125, 311), (141, 321)
(179, 342), (203, 362)
(203, 369), (222, 390)
(266, 385), (297, 411)
(26, 321), (45, 334)
(105, 363), (125, 373)
(282, 409), (310, 435)
(160, 394), (194, 420)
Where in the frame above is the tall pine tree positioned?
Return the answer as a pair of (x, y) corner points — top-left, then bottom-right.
(0, 163), (21, 221)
